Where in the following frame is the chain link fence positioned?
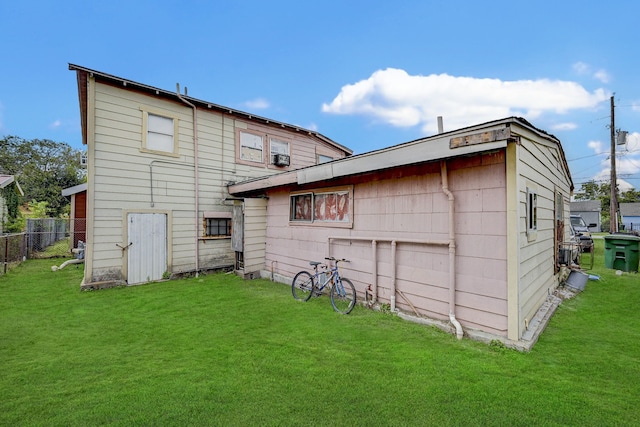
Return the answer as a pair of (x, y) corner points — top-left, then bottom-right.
(1, 218), (86, 275)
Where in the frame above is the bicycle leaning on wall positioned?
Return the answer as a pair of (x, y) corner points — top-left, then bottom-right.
(291, 257), (357, 314)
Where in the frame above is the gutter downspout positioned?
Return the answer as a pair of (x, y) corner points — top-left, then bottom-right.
(176, 84), (200, 277)
(441, 160), (463, 339)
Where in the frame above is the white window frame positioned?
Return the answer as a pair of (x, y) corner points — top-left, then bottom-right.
(140, 108), (179, 156)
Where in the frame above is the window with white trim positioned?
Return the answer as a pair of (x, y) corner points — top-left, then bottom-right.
(240, 131), (264, 163)
(141, 109), (179, 156)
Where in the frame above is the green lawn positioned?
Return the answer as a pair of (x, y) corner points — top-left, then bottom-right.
(1, 240), (639, 426)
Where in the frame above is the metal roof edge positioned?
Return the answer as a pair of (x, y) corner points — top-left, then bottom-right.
(68, 64), (352, 155)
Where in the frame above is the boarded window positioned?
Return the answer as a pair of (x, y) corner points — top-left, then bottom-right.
(289, 187), (352, 227)
(291, 194), (312, 221)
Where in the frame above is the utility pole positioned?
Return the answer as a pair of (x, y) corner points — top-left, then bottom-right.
(610, 95), (618, 233)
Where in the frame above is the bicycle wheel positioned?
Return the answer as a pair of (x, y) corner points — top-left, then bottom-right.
(330, 278), (356, 314)
(292, 271), (314, 301)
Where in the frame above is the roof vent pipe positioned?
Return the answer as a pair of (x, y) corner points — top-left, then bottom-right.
(437, 116), (444, 134)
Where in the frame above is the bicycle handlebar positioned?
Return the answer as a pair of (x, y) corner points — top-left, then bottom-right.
(325, 257), (350, 263)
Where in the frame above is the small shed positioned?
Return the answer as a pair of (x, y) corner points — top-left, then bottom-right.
(62, 183), (87, 249)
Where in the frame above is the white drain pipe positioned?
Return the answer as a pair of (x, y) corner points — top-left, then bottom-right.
(441, 160), (463, 339)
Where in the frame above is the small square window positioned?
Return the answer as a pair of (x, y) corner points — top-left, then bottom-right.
(141, 109), (179, 156)
(204, 218), (232, 238)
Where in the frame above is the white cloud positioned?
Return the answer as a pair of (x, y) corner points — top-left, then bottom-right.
(322, 68), (609, 134)
(49, 119), (62, 129)
(244, 98), (270, 110)
(593, 69), (611, 84)
(573, 62), (590, 75)
(552, 122), (578, 131)
(588, 140), (605, 154)
(572, 62), (612, 84)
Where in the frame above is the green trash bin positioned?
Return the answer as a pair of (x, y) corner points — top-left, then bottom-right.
(604, 234), (640, 272)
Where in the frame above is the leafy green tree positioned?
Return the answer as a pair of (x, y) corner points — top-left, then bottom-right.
(0, 136), (83, 217)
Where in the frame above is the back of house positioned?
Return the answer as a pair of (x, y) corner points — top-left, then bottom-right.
(69, 64), (351, 287)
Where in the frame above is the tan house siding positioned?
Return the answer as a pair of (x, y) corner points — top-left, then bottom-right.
(515, 131), (572, 336)
(80, 71), (348, 284)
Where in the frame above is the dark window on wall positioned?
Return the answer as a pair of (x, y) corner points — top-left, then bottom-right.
(204, 218), (232, 238)
(527, 187), (538, 241)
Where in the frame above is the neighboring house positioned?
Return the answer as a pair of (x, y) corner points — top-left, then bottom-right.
(69, 64), (352, 287)
(620, 203), (640, 232)
(61, 183), (87, 249)
(570, 200), (601, 232)
(0, 175), (24, 233)
(228, 117), (574, 345)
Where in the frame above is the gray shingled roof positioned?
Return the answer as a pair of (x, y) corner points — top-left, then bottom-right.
(620, 203), (640, 217)
(570, 200), (601, 212)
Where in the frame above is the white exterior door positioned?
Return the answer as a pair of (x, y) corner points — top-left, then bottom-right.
(127, 213), (167, 284)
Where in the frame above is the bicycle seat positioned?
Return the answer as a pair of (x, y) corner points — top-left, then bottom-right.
(309, 261), (322, 267)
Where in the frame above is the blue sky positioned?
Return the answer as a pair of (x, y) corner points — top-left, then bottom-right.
(1, 1), (639, 192)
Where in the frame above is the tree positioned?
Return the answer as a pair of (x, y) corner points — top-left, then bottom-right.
(0, 136), (83, 217)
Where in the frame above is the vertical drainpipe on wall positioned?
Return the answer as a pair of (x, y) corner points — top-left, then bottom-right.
(176, 84), (200, 277)
(441, 160), (464, 339)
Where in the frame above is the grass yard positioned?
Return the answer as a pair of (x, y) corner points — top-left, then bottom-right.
(1, 240), (639, 426)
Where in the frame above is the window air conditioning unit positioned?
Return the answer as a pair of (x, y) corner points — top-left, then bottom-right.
(273, 154), (290, 166)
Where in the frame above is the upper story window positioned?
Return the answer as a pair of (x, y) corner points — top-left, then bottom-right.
(317, 154), (333, 164)
(270, 138), (290, 167)
(141, 108), (179, 156)
(240, 131), (264, 163)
